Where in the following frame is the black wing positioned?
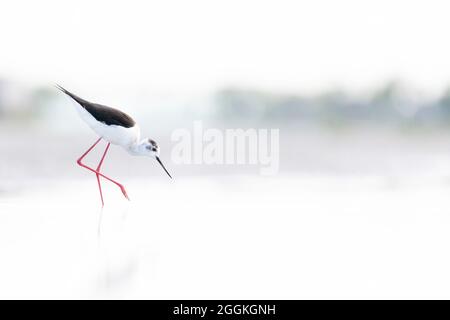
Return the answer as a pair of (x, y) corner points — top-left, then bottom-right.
(56, 84), (136, 128)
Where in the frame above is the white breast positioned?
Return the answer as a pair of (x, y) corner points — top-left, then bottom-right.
(73, 102), (141, 147)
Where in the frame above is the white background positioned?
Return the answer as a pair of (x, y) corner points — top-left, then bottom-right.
(2, 0), (450, 299)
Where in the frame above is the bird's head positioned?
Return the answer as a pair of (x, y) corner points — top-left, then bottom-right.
(136, 138), (172, 179)
(143, 138), (160, 157)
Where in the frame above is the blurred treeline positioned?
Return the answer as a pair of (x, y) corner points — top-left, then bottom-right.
(3, 79), (450, 130)
(215, 82), (450, 129)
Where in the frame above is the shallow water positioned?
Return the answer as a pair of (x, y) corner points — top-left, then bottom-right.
(1, 175), (450, 299)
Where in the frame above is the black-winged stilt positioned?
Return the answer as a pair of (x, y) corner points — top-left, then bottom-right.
(56, 85), (172, 206)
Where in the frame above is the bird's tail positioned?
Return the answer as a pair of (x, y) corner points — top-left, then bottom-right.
(54, 84), (88, 106)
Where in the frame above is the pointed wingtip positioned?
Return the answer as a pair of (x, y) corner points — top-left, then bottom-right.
(54, 83), (68, 94)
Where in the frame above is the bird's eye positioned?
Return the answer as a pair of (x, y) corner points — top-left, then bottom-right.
(152, 148), (157, 152)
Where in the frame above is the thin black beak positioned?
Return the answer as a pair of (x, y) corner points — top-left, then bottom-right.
(156, 156), (172, 179)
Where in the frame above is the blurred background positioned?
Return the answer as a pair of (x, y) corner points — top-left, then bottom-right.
(2, 0), (450, 299)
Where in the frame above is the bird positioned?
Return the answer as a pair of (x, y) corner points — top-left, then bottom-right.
(56, 84), (172, 207)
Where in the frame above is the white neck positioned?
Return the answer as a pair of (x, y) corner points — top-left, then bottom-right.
(127, 139), (147, 156)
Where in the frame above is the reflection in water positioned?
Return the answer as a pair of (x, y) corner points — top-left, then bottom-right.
(97, 258), (139, 291)
(97, 207), (104, 238)
(5, 177), (450, 299)
(96, 204), (137, 293)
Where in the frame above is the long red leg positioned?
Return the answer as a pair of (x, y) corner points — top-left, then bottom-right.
(79, 137), (102, 160)
(96, 142), (110, 207)
(77, 138), (130, 201)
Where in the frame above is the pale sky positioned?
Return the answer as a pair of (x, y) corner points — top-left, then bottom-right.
(1, 0), (450, 95)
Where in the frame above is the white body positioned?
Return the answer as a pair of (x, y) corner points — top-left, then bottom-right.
(73, 101), (140, 148)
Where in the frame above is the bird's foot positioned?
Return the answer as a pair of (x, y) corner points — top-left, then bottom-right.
(120, 186), (130, 201)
